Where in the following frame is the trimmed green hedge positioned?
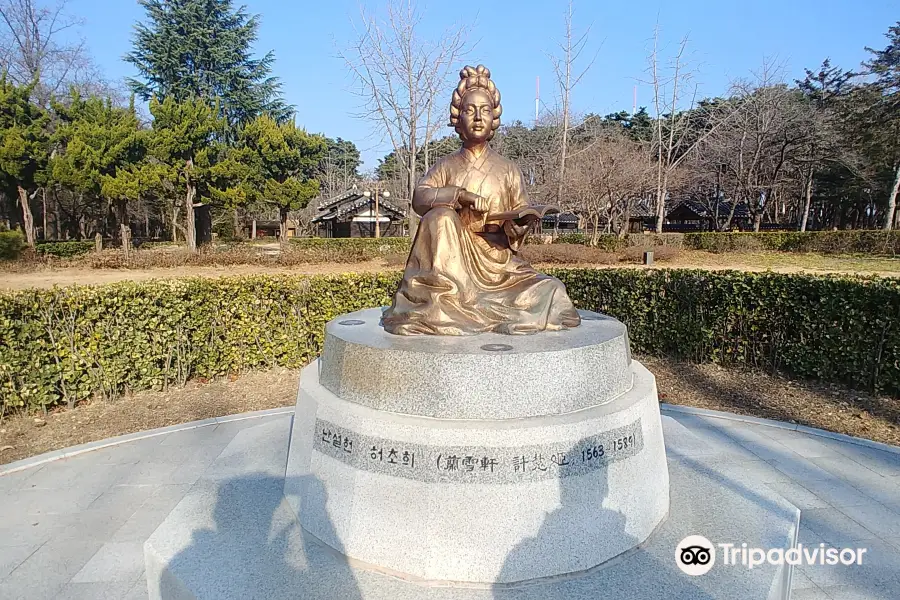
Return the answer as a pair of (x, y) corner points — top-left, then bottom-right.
(1, 269), (898, 412)
(35, 241), (95, 258)
(682, 231), (900, 254)
(551, 230), (900, 255)
(0, 230), (25, 260)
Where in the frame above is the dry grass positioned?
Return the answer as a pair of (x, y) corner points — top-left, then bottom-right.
(0, 369), (298, 465)
(2, 247), (899, 291)
(621, 246), (681, 263)
(1, 356), (896, 466)
(643, 356), (900, 446)
(520, 244), (620, 265)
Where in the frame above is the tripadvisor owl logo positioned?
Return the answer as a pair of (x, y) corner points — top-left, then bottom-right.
(676, 535), (716, 576)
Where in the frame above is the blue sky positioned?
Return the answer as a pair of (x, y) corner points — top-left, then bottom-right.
(69, 0), (897, 170)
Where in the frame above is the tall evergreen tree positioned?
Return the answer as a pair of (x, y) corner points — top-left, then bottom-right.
(124, 0), (291, 133)
(214, 114), (326, 241)
(862, 22), (900, 229)
(0, 77), (48, 246)
(147, 95), (224, 251)
(49, 90), (145, 245)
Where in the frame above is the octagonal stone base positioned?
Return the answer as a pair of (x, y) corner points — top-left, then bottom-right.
(144, 415), (799, 600)
(280, 309), (669, 584)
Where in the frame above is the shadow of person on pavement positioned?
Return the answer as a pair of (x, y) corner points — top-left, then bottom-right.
(493, 437), (717, 600)
(151, 473), (362, 600)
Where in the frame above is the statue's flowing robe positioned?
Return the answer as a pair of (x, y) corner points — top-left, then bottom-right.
(382, 146), (581, 335)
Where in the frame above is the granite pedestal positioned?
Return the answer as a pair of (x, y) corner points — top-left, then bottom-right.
(285, 308), (669, 584)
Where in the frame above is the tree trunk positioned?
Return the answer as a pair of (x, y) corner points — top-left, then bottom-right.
(753, 211), (762, 232)
(41, 188), (48, 241)
(618, 201), (631, 239)
(800, 171), (813, 232)
(654, 172), (668, 234)
(251, 219), (257, 240)
(185, 182), (197, 253)
(117, 199), (131, 258)
(172, 203), (179, 243)
(882, 163), (900, 231)
(233, 207), (241, 239)
(50, 187), (60, 239)
(279, 208), (289, 244)
(17, 186), (35, 247)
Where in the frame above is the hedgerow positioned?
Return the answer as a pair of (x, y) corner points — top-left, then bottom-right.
(35, 240), (96, 258)
(551, 230), (900, 255)
(1, 269), (897, 413)
(0, 231), (25, 260)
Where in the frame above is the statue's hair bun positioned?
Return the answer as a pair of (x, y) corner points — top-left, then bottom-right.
(449, 64), (502, 140)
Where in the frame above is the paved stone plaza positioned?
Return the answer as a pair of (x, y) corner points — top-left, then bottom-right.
(1, 406), (899, 599)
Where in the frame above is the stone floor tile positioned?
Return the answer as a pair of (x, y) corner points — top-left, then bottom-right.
(20, 456), (136, 491)
(818, 583), (898, 600)
(798, 525), (827, 546)
(837, 502), (900, 537)
(826, 445), (900, 478)
(737, 438), (801, 462)
(719, 423), (793, 445)
(52, 505), (138, 542)
(800, 477), (886, 509)
(798, 538), (900, 589)
(0, 467), (43, 493)
(670, 426), (754, 458)
(112, 460), (190, 487)
(123, 577), (149, 600)
(0, 578), (66, 600)
(776, 435), (846, 459)
(157, 424), (222, 447)
(0, 514), (64, 548)
(72, 541), (145, 583)
(0, 543), (40, 579)
(790, 569), (818, 590)
(769, 457), (842, 484)
(55, 580), (140, 600)
(810, 456), (892, 487)
(110, 507), (179, 543)
(700, 456), (793, 485)
(800, 508), (880, 546)
(667, 413), (743, 429)
(0, 538), (103, 593)
(765, 481), (831, 510)
(85, 436), (167, 465)
(789, 587), (833, 600)
(2, 484), (106, 519)
(86, 483), (162, 515)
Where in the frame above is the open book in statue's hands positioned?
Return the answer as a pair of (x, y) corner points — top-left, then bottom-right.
(485, 205), (560, 226)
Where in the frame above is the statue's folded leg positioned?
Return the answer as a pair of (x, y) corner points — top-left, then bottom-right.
(383, 207), (487, 334)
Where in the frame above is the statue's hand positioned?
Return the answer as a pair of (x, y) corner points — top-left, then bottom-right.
(513, 213), (542, 227)
(459, 189), (490, 213)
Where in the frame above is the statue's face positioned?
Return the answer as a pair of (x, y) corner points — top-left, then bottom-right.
(458, 88), (494, 144)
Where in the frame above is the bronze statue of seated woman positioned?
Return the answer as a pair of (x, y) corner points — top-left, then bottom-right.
(382, 65), (582, 336)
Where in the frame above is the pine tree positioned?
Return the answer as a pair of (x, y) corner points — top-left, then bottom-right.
(147, 95), (225, 251)
(214, 114), (326, 241)
(863, 22), (900, 229)
(49, 91), (145, 247)
(124, 0), (291, 133)
(0, 77), (49, 246)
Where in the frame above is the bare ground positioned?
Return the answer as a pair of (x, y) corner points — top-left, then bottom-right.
(2, 357), (897, 466)
(1, 250), (899, 290)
